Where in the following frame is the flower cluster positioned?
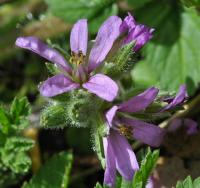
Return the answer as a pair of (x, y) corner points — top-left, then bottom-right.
(15, 13), (193, 188)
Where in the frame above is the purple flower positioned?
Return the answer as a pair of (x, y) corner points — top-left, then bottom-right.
(15, 16), (123, 102)
(161, 84), (187, 111)
(120, 13), (155, 51)
(103, 87), (165, 187)
(168, 118), (198, 135)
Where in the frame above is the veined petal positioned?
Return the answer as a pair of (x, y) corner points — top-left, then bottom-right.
(103, 136), (117, 187)
(39, 74), (80, 97)
(15, 37), (71, 73)
(82, 74), (118, 102)
(109, 130), (139, 180)
(88, 16), (122, 72)
(161, 84), (187, 111)
(70, 19), (88, 55)
(106, 106), (119, 128)
(120, 117), (165, 147)
(119, 87), (159, 113)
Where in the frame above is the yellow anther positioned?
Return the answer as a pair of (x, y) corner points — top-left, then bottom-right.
(70, 51), (85, 66)
(118, 125), (133, 139)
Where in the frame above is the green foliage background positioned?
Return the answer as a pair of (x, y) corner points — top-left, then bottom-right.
(1, 0), (200, 187)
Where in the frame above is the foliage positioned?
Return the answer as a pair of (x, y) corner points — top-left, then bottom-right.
(132, 149), (159, 188)
(176, 176), (200, 188)
(132, 0), (200, 94)
(23, 152), (73, 188)
(181, 0), (200, 7)
(0, 97), (34, 187)
(45, 0), (118, 33)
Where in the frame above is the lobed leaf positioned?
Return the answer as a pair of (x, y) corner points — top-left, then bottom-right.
(23, 152), (73, 188)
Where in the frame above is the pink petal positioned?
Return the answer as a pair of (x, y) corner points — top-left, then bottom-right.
(110, 130), (139, 180)
(70, 19), (88, 55)
(82, 74), (118, 102)
(15, 37), (71, 73)
(39, 74), (79, 97)
(120, 117), (165, 147)
(119, 87), (159, 113)
(105, 106), (119, 128)
(88, 16), (122, 72)
(103, 136), (117, 187)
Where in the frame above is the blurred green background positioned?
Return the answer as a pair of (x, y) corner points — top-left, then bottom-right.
(1, 0), (200, 187)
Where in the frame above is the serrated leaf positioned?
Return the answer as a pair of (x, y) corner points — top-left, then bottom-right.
(133, 1), (200, 94)
(176, 176), (200, 188)
(132, 149), (159, 188)
(23, 152), (73, 188)
(1, 137), (34, 174)
(10, 97), (31, 124)
(4, 137), (34, 152)
(45, 0), (116, 23)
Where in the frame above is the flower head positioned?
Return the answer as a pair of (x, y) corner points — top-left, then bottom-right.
(103, 87), (165, 186)
(15, 16), (122, 102)
(120, 13), (155, 51)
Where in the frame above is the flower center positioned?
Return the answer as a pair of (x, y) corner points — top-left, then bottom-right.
(118, 125), (133, 139)
(69, 51), (85, 66)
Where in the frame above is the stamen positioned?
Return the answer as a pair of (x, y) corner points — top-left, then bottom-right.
(69, 51), (85, 66)
(118, 125), (133, 139)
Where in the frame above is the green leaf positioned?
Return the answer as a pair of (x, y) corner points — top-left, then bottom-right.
(1, 137), (34, 174)
(176, 181), (183, 188)
(194, 177), (200, 188)
(175, 176), (200, 188)
(94, 182), (104, 188)
(183, 176), (193, 188)
(45, 0), (116, 23)
(132, 149), (159, 188)
(133, 1), (200, 94)
(23, 152), (73, 188)
(10, 97), (31, 124)
(0, 106), (10, 134)
(181, 0), (200, 7)
(131, 60), (158, 88)
(127, 0), (152, 8)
